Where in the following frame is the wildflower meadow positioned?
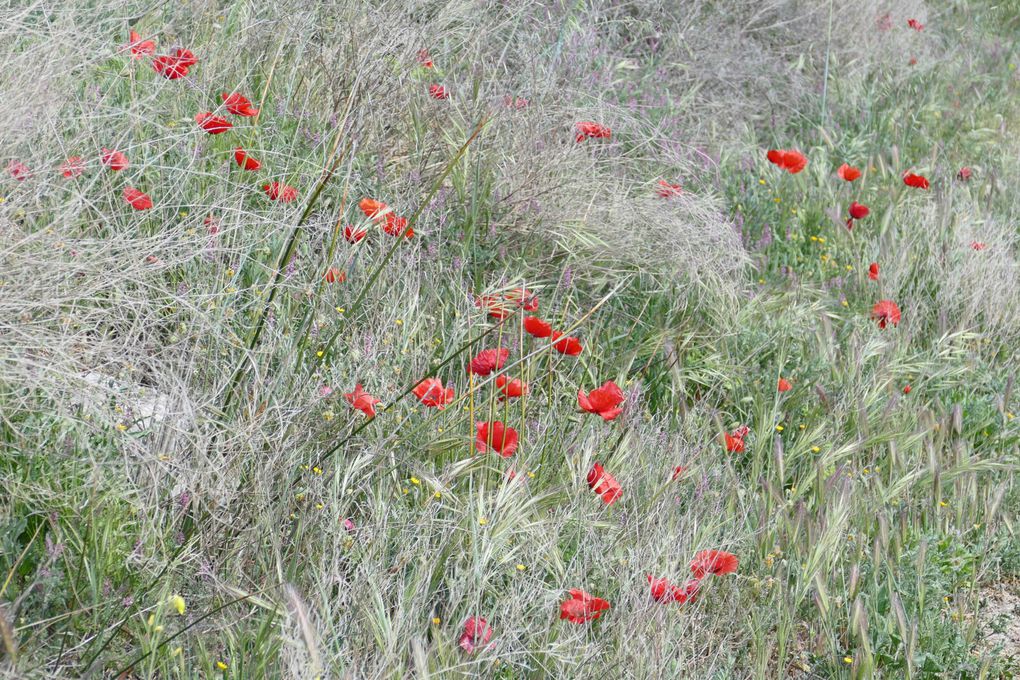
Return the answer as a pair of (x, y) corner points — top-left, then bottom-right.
(1, 0), (1019, 678)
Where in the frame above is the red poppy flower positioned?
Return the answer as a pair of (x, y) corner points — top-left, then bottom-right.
(909, 57), (918, 66)
(476, 421), (519, 458)
(173, 49), (197, 68)
(205, 215), (220, 235)
(263, 182), (298, 203)
(837, 163), (862, 182)
(656, 180), (682, 198)
(766, 148), (808, 174)
(495, 375), (527, 399)
(871, 299), (901, 329)
(907, 18), (924, 31)
(359, 197), (390, 221)
(903, 384), (912, 394)
(523, 316), (552, 338)
(100, 148), (129, 171)
(903, 172), (930, 190)
(344, 384), (380, 418)
(468, 348), (509, 376)
(428, 84), (449, 99)
(578, 381), (624, 421)
(559, 589), (610, 624)
(7, 160), (31, 181)
(344, 225), (368, 243)
(233, 147), (261, 171)
(476, 295), (510, 320)
(152, 49), (195, 79)
(971, 241), (986, 251)
(504, 287), (538, 311)
(412, 378), (454, 409)
(647, 575), (701, 604)
(383, 213), (414, 238)
(725, 425), (749, 453)
(586, 462), (622, 505)
(575, 121), (611, 142)
(868, 262), (879, 280)
(503, 96), (529, 109)
(123, 186), (153, 210)
(221, 92), (259, 117)
(417, 49), (434, 68)
(127, 31), (155, 59)
(324, 267), (346, 283)
(690, 550), (739, 578)
(777, 378), (792, 392)
(848, 202), (869, 220)
(458, 617), (492, 653)
(60, 156), (84, 178)
(672, 465), (687, 481)
(552, 331), (583, 356)
(957, 167), (972, 181)
(195, 112), (233, 134)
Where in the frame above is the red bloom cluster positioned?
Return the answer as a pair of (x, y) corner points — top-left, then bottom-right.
(575, 121), (611, 142)
(586, 462), (622, 505)
(837, 163), (862, 182)
(578, 381), (625, 421)
(725, 425), (749, 453)
(647, 575), (701, 604)
(344, 384), (381, 418)
(560, 589), (610, 623)
(476, 421), (519, 458)
(766, 148), (808, 174)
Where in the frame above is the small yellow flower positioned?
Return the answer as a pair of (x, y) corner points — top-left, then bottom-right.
(322, 410), (334, 422)
(939, 500), (948, 507)
(433, 491), (442, 499)
(817, 237), (826, 244)
(295, 493), (305, 502)
(217, 661), (228, 670)
(410, 477), (420, 485)
(432, 617), (441, 625)
(316, 351), (324, 358)
(315, 502), (324, 510)
(312, 466), (322, 475)
(774, 197), (781, 203)
(527, 471), (535, 479)
(336, 307), (345, 314)
(775, 425), (784, 432)
(811, 446), (820, 453)
(759, 178), (766, 185)
(516, 564), (526, 572)
(395, 319), (403, 326)
(171, 646), (182, 657)
(170, 594), (186, 615)
(840, 300), (849, 307)
(226, 268), (235, 276)
(478, 517), (488, 526)
(115, 423), (128, 432)
(843, 656), (853, 664)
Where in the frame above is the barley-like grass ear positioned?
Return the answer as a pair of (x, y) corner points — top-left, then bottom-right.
(284, 584), (324, 680)
(0, 603), (17, 663)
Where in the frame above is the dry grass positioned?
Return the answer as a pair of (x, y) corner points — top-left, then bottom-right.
(2, 0), (1019, 678)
